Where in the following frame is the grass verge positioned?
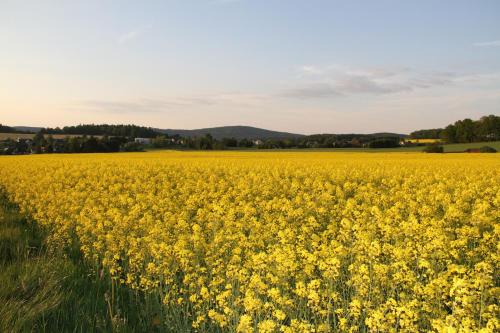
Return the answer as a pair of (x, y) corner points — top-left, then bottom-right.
(0, 193), (173, 332)
(145, 141), (500, 153)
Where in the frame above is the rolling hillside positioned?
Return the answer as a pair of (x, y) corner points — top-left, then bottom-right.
(13, 126), (43, 133)
(157, 126), (304, 140)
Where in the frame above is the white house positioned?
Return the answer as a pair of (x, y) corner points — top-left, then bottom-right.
(253, 139), (263, 146)
(134, 138), (151, 144)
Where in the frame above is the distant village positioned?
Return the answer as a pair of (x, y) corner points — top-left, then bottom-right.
(0, 131), (432, 155)
(1, 115), (498, 155)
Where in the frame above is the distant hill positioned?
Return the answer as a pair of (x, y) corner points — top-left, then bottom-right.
(8, 125), (407, 140)
(10, 125), (303, 140)
(157, 126), (304, 140)
(9, 124), (407, 140)
(370, 132), (408, 138)
(13, 126), (43, 133)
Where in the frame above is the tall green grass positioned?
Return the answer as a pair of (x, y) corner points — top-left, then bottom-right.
(0, 193), (181, 332)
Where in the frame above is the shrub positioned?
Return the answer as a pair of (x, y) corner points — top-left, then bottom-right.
(368, 138), (400, 148)
(120, 142), (144, 152)
(479, 146), (497, 153)
(423, 145), (444, 153)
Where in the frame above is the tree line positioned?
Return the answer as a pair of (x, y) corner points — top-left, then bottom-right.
(1, 115), (499, 154)
(148, 133), (403, 150)
(0, 133), (142, 155)
(40, 124), (161, 138)
(0, 124), (31, 134)
(410, 115), (499, 143)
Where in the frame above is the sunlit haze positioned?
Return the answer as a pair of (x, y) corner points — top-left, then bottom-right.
(1, 0), (500, 134)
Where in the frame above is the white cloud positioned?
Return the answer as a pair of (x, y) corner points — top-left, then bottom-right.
(299, 65), (323, 75)
(283, 65), (467, 99)
(282, 83), (339, 99)
(474, 40), (500, 47)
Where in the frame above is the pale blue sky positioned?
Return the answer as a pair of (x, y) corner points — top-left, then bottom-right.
(1, 0), (499, 134)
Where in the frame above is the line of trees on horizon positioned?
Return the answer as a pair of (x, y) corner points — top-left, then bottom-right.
(3, 115), (499, 143)
(39, 124), (160, 138)
(0, 133), (144, 155)
(0, 124), (32, 134)
(1, 115), (499, 154)
(410, 115), (499, 143)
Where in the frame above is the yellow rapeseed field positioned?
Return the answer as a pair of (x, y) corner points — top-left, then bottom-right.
(405, 139), (442, 144)
(0, 151), (498, 332)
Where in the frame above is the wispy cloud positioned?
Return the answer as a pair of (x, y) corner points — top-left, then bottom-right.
(283, 65), (465, 99)
(299, 65), (323, 75)
(118, 24), (152, 44)
(282, 83), (339, 99)
(76, 99), (171, 114)
(73, 92), (268, 114)
(474, 40), (500, 47)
